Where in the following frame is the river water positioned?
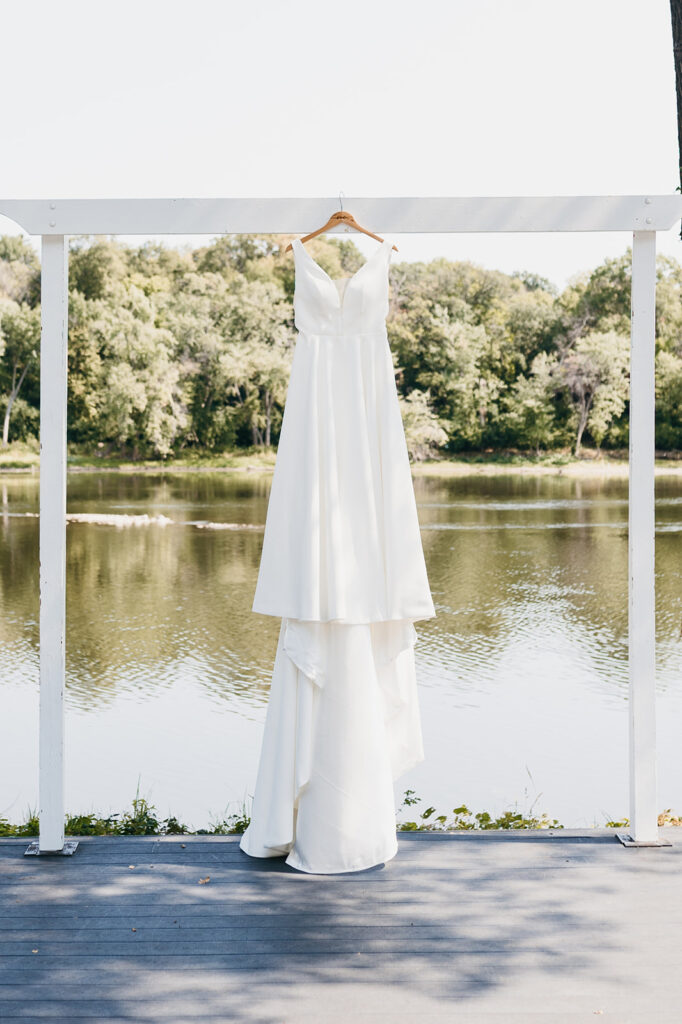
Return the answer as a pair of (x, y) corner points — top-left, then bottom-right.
(1, 469), (681, 830)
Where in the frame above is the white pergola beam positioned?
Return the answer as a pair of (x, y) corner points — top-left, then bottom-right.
(1, 195), (681, 236)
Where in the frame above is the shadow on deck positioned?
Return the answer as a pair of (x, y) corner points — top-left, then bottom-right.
(0, 829), (680, 1022)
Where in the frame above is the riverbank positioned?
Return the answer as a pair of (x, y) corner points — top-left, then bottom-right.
(3, 442), (682, 477)
(0, 791), (651, 837)
(2, 792), (681, 836)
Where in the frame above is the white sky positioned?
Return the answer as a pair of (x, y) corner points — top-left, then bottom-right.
(0, 0), (680, 290)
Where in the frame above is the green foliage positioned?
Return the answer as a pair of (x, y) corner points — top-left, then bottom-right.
(0, 814), (40, 837)
(395, 790), (563, 831)
(0, 395), (39, 442)
(655, 351), (682, 449)
(500, 351), (560, 452)
(195, 800), (252, 835)
(399, 388), (449, 460)
(69, 237), (129, 300)
(2, 234), (682, 457)
(0, 298), (41, 445)
(1, 789), (679, 836)
(554, 330), (630, 454)
(0, 235), (40, 305)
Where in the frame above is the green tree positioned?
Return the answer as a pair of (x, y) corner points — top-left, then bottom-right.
(554, 331), (630, 455)
(220, 337), (292, 446)
(1, 231), (681, 460)
(500, 351), (559, 453)
(0, 300), (40, 446)
(91, 280), (187, 456)
(655, 350), (682, 449)
(160, 273), (293, 449)
(391, 298), (504, 449)
(155, 271), (232, 448)
(69, 237), (128, 301)
(194, 234), (279, 276)
(398, 388), (448, 461)
(0, 236), (40, 306)
(214, 279), (294, 447)
(654, 254), (682, 354)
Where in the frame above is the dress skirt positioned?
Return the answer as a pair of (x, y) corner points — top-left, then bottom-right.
(239, 616), (424, 874)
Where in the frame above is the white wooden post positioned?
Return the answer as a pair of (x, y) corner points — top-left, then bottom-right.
(628, 230), (658, 843)
(38, 235), (69, 852)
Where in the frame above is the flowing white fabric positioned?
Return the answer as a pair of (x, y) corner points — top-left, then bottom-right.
(240, 236), (435, 874)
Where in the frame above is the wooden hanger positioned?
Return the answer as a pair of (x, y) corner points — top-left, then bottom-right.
(283, 206), (398, 253)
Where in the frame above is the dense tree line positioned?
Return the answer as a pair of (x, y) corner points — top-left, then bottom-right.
(1, 232), (681, 459)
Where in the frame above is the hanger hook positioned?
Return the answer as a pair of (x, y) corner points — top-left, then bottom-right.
(338, 190), (345, 212)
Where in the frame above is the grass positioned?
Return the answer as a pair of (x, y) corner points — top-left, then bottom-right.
(0, 440), (41, 470)
(0, 441), (279, 473)
(2, 441), (682, 475)
(0, 793), (251, 839)
(2, 788), (679, 837)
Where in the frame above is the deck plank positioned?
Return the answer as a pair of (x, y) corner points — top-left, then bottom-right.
(0, 832), (680, 1022)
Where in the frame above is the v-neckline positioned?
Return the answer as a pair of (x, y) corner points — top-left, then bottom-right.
(294, 236), (390, 309)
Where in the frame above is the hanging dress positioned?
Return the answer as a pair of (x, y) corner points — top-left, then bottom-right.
(239, 235), (436, 874)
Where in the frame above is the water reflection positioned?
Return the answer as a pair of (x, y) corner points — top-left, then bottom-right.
(1, 470), (681, 828)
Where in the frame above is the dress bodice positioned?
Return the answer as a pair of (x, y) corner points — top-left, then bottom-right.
(292, 237), (392, 336)
(251, 233), (435, 625)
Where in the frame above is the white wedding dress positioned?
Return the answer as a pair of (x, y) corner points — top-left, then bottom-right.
(239, 235), (435, 874)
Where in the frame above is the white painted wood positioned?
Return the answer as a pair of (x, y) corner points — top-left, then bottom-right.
(628, 231), (658, 843)
(38, 235), (68, 852)
(16, 199), (676, 850)
(0, 195), (681, 236)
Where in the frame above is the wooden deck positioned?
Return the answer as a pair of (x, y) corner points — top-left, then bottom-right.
(0, 830), (680, 1023)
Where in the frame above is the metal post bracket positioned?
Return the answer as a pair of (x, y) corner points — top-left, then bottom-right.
(24, 840), (79, 856)
(615, 833), (673, 847)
